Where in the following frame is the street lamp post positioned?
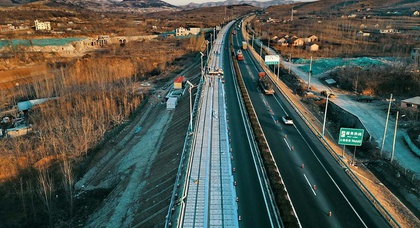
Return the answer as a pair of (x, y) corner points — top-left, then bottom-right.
(322, 91), (330, 138)
(308, 56), (312, 91)
(200, 52), (204, 78)
(186, 80), (196, 131)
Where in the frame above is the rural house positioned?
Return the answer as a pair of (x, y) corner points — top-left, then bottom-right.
(306, 43), (319, 51)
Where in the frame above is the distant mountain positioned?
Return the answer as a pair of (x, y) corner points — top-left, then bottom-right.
(51, 0), (177, 12)
(0, 0), (38, 6)
(0, 0), (178, 12)
(183, 0), (294, 9)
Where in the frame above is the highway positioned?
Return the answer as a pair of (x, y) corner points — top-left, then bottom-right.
(222, 26), (279, 227)
(231, 27), (391, 227)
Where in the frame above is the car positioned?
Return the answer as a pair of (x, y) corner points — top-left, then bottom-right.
(282, 116), (294, 125)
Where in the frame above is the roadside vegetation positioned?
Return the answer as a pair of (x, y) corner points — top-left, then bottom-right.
(0, 2), (256, 227)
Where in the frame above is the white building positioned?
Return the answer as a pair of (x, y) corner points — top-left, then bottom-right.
(176, 27), (189, 36)
(189, 27), (201, 35)
(34, 20), (51, 31)
(175, 27), (201, 36)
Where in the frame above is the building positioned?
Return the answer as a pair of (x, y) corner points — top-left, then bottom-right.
(174, 76), (184, 89)
(306, 43), (319, 51)
(401, 96), (420, 112)
(34, 20), (51, 31)
(357, 31), (371, 37)
(175, 27), (201, 36)
(189, 28), (201, 35)
(292, 38), (304, 47)
(0, 24), (14, 32)
(176, 27), (189, 36)
(166, 97), (178, 110)
(307, 35), (319, 42)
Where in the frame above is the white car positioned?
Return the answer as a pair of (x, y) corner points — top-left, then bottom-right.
(282, 116), (293, 125)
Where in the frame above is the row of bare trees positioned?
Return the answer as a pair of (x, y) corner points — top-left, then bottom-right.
(0, 36), (194, 226)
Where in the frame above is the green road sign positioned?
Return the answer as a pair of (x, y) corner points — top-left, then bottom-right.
(264, 55), (280, 65)
(338, 128), (364, 146)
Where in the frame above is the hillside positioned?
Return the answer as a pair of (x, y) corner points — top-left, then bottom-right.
(0, 0), (178, 12)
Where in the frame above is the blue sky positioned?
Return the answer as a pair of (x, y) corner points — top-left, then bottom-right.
(164, 0), (269, 6)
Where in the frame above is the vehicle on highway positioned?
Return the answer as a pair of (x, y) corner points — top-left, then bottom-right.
(237, 50), (244, 61)
(242, 41), (248, 50)
(282, 116), (294, 125)
(258, 72), (275, 95)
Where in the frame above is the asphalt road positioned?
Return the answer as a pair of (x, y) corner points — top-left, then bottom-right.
(232, 31), (390, 227)
(222, 28), (273, 228)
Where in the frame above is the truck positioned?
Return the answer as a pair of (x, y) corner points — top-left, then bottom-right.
(242, 41), (247, 50)
(237, 50), (244, 61)
(258, 72), (275, 95)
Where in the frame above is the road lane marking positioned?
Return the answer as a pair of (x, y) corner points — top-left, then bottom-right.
(270, 115), (276, 123)
(283, 138), (291, 151)
(304, 174), (316, 196)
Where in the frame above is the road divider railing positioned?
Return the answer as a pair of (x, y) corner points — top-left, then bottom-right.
(242, 20), (400, 227)
(231, 30), (299, 227)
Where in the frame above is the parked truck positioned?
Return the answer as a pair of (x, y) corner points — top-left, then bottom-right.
(242, 41), (247, 50)
(258, 72), (275, 95)
(237, 50), (244, 61)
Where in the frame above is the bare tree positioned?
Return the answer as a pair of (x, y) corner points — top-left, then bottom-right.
(60, 158), (74, 217)
(36, 168), (54, 224)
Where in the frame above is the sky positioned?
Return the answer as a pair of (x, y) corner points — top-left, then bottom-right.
(164, 0), (269, 6)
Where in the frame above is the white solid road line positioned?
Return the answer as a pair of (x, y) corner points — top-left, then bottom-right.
(283, 138), (292, 151)
(304, 174), (317, 196)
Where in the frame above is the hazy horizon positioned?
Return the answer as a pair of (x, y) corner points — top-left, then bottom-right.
(164, 0), (270, 6)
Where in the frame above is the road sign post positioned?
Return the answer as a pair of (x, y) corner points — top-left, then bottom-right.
(338, 128), (364, 146)
(339, 128), (364, 164)
(264, 55), (280, 65)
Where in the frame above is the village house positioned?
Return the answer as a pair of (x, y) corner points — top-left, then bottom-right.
(401, 96), (420, 112)
(176, 27), (189, 36)
(277, 37), (288, 46)
(0, 24), (14, 32)
(292, 38), (305, 47)
(306, 43), (319, 51)
(307, 35), (319, 42)
(34, 19), (51, 31)
(357, 31), (371, 37)
(175, 27), (201, 37)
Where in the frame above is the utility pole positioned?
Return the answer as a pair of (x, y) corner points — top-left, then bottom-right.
(291, 3), (294, 21)
(322, 91), (330, 138)
(308, 56), (312, 91)
(391, 111), (399, 162)
(380, 94), (393, 157)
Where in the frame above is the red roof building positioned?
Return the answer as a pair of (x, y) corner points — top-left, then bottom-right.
(174, 76), (184, 89)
